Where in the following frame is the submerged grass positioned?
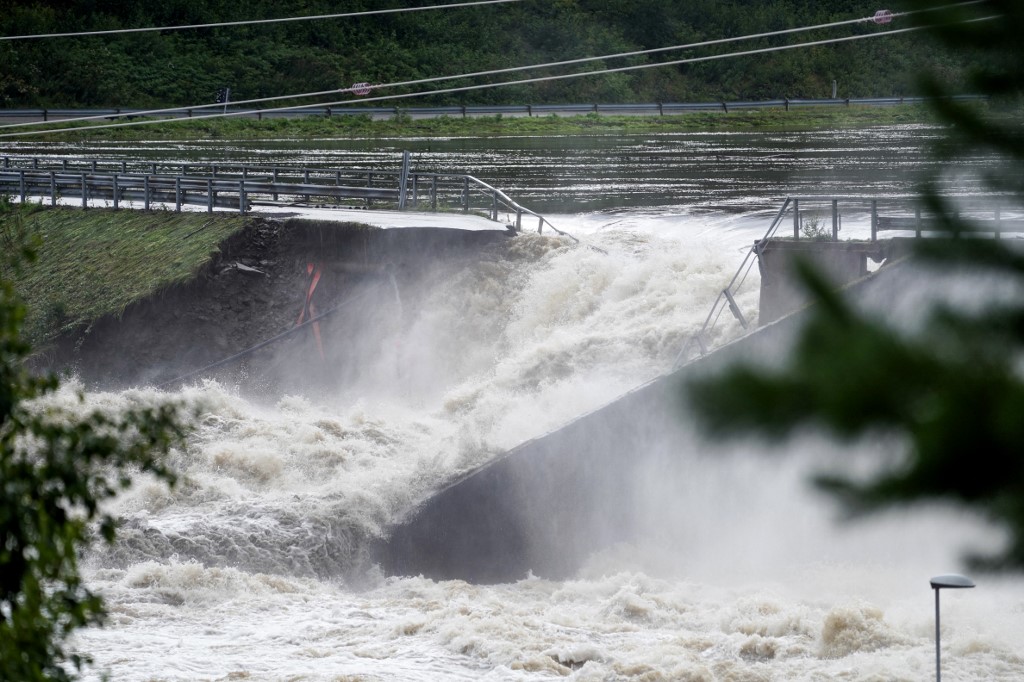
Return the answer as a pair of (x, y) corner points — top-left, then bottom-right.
(1, 203), (247, 344)
(24, 104), (939, 142)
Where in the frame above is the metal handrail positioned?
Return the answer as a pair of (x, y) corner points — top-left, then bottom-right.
(672, 198), (791, 369)
(0, 153), (584, 242)
(462, 174), (577, 242)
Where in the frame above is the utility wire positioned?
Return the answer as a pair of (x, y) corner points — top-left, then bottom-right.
(0, 1), (983, 132)
(0, 15), (996, 139)
(0, 0), (524, 41)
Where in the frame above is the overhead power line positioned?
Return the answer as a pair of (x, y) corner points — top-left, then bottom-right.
(0, 8), (996, 138)
(0, 2), (980, 133)
(0, 0), (524, 41)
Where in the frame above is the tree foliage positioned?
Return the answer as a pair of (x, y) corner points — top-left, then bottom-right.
(687, 0), (1024, 570)
(0, 202), (187, 680)
(0, 0), (986, 107)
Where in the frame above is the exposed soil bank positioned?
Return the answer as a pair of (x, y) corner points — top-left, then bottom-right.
(43, 218), (511, 391)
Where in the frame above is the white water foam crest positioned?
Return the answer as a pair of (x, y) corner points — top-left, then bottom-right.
(71, 224), (752, 579)
(73, 567), (1024, 681)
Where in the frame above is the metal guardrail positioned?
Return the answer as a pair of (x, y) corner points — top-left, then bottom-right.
(672, 193), (1023, 368)
(673, 199), (790, 368)
(0, 96), (986, 124)
(0, 154), (570, 237)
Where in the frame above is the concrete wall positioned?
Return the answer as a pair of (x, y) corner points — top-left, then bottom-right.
(757, 239), (893, 324)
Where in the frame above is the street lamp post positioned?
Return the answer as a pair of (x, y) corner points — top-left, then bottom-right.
(930, 574), (975, 682)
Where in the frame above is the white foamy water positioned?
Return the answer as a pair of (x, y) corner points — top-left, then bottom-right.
(55, 205), (1024, 681)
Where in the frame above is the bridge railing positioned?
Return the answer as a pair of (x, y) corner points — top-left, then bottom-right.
(783, 195), (1024, 242)
(0, 154), (569, 236)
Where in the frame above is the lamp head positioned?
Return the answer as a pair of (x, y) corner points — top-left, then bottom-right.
(930, 574), (975, 590)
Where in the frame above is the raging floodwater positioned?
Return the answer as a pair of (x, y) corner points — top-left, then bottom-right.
(6, 127), (1023, 680)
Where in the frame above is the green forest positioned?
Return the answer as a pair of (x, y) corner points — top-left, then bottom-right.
(1, 0), (978, 109)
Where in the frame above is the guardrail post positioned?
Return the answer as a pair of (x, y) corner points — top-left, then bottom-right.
(793, 198), (800, 238)
(175, 177), (182, 212)
(19, 170), (26, 204)
(538, 216), (544, 234)
(62, 159), (68, 171)
(2, 157), (8, 169)
(91, 160), (97, 172)
(120, 161), (126, 173)
(516, 209), (522, 232)
(995, 203), (1001, 239)
(207, 179), (214, 212)
(412, 174), (419, 208)
(527, 104), (532, 117)
(150, 163), (156, 174)
(430, 176), (437, 211)
(462, 177), (469, 213)
(144, 176), (150, 210)
(32, 157), (39, 169)
(832, 199), (839, 240)
(113, 175), (120, 210)
(43, 109), (48, 122)
(398, 151), (411, 210)
(367, 172), (374, 207)
(239, 181), (246, 214)
(49, 171), (56, 207)
(871, 199), (878, 241)
(491, 190), (498, 221)
(916, 205), (922, 238)
(272, 168), (279, 202)
(81, 174), (88, 209)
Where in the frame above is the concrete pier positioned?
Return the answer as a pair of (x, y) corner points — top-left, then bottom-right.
(756, 238), (904, 324)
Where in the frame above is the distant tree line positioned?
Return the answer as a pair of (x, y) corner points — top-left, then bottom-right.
(0, 0), (982, 109)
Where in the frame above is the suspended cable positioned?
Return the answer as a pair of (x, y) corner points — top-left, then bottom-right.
(0, 0), (525, 42)
(0, 14), (996, 139)
(0, 1), (985, 132)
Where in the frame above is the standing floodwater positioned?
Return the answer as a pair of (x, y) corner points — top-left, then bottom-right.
(4, 127), (1020, 680)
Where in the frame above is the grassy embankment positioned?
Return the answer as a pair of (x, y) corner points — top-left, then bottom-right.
(23, 104), (939, 142)
(0, 202), (247, 346)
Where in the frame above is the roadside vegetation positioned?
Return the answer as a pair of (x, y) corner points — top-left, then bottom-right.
(27, 103), (943, 142)
(0, 200), (246, 345)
